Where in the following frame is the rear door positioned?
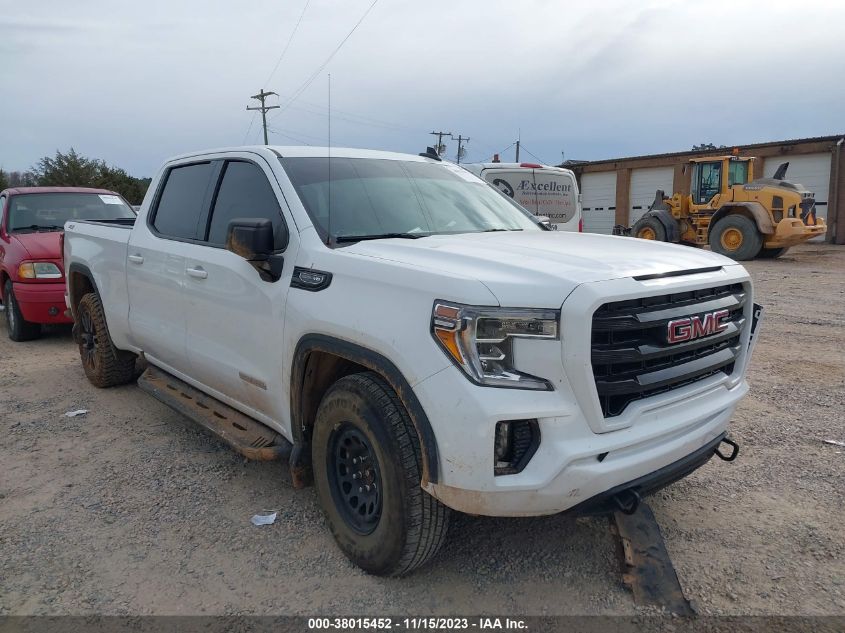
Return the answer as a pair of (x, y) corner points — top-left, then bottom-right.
(532, 169), (580, 231)
(126, 161), (217, 374)
(482, 169), (538, 215)
(180, 156), (299, 424)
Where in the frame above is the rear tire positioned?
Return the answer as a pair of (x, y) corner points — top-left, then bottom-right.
(709, 214), (763, 260)
(76, 292), (136, 387)
(4, 280), (41, 342)
(758, 246), (789, 259)
(632, 216), (667, 241)
(312, 371), (450, 576)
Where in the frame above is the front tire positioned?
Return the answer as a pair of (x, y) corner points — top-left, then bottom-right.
(709, 214), (763, 260)
(76, 292), (136, 387)
(312, 372), (450, 576)
(4, 280), (41, 342)
(632, 216), (667, 241)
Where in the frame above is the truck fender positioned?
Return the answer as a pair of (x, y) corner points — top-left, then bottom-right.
(290, 334), (440, 487)
(641, 209), (681, 242)
(711, 202), (774, 235)
(65, 263), (100, 338)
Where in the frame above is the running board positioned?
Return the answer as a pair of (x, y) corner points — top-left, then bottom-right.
(138, 366), (291, 461)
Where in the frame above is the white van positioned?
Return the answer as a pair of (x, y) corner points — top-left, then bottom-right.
(463, 162), (582, 232)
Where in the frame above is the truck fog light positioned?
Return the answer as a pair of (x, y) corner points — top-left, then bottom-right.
(494, 419), (540, 476)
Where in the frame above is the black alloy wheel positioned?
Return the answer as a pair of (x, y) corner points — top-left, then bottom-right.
(328, 423), (383, 535)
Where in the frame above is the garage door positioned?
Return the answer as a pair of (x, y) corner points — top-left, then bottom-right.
(764, 153), (831, 240)
(629, 167), (674, 226)
(580, 172), (616, 234)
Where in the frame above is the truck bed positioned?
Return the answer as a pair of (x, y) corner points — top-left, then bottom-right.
(64, 217), (135, 350)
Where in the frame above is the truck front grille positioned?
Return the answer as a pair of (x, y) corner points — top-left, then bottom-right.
(591, 283), (746, 417)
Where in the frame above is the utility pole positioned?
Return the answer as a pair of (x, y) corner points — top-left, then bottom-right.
(515, 139), (520, 163)
(429, 130), (452, 156)
(452, 134), (469, 164)
(246, 89), (280, 145)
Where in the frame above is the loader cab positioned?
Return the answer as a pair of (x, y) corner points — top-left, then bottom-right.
(690, 157), (753, 206)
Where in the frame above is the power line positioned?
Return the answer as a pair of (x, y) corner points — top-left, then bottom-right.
(267, 126), (314, 145)
(242, 112), (258, 144)
(246, 89), (280, 145)
(264, 0), (311, 87)
(519, 144), (548, 165)
(269, 0), (380, 122)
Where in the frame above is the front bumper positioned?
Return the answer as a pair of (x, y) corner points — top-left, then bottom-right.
(419, 365), (746, 516)
(765, 217), (827, 247)
(415, 265), (754, 517)
(12, 282), (73, 324)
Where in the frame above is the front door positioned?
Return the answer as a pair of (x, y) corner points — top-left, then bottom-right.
(691, 161), (723, 205)
(181, 156), (298, 426)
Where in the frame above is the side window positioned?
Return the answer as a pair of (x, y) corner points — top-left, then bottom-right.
(152, 162), (215, 240)
(728, 161), (749, 187)
(207, 161), (287, 250)
(0, 196), (6, 226)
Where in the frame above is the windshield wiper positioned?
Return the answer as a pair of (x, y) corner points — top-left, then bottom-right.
(13, 224), (64, 232)
(335, 232), (429, 243)
(481, 228), (523, 232)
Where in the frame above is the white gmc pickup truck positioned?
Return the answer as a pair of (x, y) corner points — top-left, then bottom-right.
(63, 145), (760, 576)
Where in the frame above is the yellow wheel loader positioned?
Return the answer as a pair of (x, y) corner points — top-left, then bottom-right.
(631, 155), (827, 260)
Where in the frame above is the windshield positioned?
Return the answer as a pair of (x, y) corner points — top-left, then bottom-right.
(8, 192), (136, 232)
(280, 157), (543, 242)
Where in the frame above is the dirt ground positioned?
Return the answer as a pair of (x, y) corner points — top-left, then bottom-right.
(1, 243), (843, 617)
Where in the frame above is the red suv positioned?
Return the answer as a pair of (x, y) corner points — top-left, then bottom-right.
(0, 187), (136, 341)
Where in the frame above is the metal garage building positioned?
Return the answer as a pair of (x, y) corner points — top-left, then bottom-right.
(566, 135), (845, 244)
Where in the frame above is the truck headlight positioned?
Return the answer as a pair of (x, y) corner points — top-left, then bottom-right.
(431, 301), (559, 390)
(18, 262), (63, 279)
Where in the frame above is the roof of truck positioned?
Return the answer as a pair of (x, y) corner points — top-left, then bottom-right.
(464, 162), (576, 173)
(166, 145), (440, 164)
(1, 186), (119, 196)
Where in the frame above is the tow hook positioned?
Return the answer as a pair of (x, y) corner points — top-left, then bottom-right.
(714, 437), (740, 461)
(613, 488), (641, 515)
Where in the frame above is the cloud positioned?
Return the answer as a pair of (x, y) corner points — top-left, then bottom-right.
(1, 0), (842, 175)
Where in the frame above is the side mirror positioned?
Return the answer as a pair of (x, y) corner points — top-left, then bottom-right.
(225, 218), (274, 261)
(537, 215), (552, 228)
(225, 218), (285, 282)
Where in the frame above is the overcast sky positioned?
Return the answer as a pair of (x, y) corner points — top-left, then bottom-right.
(1, 0), (843, 176)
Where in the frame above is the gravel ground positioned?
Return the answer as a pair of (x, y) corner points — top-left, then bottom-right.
(0, 243), (843, 616)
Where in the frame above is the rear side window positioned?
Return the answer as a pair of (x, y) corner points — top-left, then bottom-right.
(152, 162), (215, 240)
(207, 161), (286, 249)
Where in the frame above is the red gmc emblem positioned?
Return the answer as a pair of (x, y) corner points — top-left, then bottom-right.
(667, 309), (730, 344)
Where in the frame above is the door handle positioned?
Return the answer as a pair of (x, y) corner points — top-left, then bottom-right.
(186, 266), (208, 280)
(128, 254), (144, 264)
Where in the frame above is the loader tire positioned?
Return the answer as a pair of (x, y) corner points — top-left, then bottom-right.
(709, 215), (763, 261)
(312, 371), (450, 576)
(76, 292), (136, 388)
(632, 216), (666, 241)
(758, 247), (789, 259)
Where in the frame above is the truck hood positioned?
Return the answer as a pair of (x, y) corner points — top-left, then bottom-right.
(344, 231), (738, 307)
(10, 231), (63, 260)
